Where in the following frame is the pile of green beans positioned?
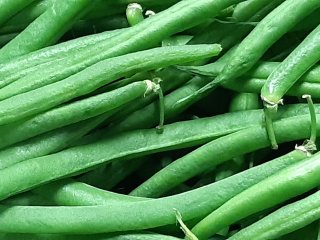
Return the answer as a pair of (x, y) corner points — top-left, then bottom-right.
(1, 0), (320, 239)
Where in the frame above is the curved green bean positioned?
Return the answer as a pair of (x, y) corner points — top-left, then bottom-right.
(191, 151), (320, 239)
(261, 24), (320, 107)
(223, 77), (320, 98)
(129, 114), (317, 197)
(0, 111), (318, 201)
(229, 190), (320, 240)
(178, 0), (320, 106)
(0, 232), (182, 240)
(0, 0), (36, 28)
(0, 44), (220, 126)
(0, 81), (153, 149)
(179, 61), (320, 84)
(0, 0), (92, 62)
(0, 28), (122, 89)
(0, 0), (240, 102)
(0, 150), (307, 233)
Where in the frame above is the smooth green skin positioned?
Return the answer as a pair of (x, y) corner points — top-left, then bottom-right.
(126, 3), (144, 27)
(0, 108), (270, 201)
(0, 81), (150, 149)
(129, 114), (316, 198)
(261, 24), (320, 104)
(0, 29), (123, 89)
(1, 0), (240, 98)
(33, 178), (145, 206)
(0, 109), (318, 202)
(217, 0), (320, 82)
(0, 232), (182, 240)
(186, 0), (320, 102)
(223, 77), (320, 98)
(187, 0), (283, 65)
(180, 61), (320, 84)
(0, 0), (53, 34)
(229, 190), (320, 240)
(0, 0), (92, 62)
(0, 114), (112, 170)
(192, 151), (320, 240)
(0, 150), (306, 233)
(0, 0), (36, 27)
(0, 44), (220, 126)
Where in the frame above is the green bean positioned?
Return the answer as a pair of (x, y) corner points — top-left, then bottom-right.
(0, 109), (319, 202)
(192, 149), (320, 239)
(261, 24), (320, 108)
(228, 190), (320, 240)
(178, 0), (320, 106)
(0, 44), (220, 126)
(0, 232), (182, 240)
(223, 76), (320, 98)
(0, 150), (307, 233)
(0, 0), (242, 98)
(126, 3), (144, 27)
(129, 113), (318, 197)
(33, 178), (145, 206)
(0, 109), (266, 200)
(188, 0), (283, 48)
(0, 28), (123, 89)
(0, 0), (36, 28)
(16, 104), (316, 208)
(0, 0), (52, 34)
(0, 114), (113, 170)
(179, 61), (320, 84)
(0, 81), (154, 149)
(0, 0), (93, 62)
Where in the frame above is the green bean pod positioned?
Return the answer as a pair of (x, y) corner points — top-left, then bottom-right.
(0, 29), (122, 89)
(0, 0), (241, 97)
(0, 150), (307, 233)
(223, 77), (320, 98)
(0, 0), (36, 27)
(33, 178), (145, 206)
(0, 113), (115, 170)
(179, 0), (320, 106)
(0, 44), (221, 126)
(0, 232), (182, 240)
(0, 0), (54, 34)
(229, 190), (320, 240)
(0, 110), (318, 202)
(0, 81), (154, 149)
(129, 113), (317, 197)
(261, 24), (320, 107)
(0, 0), (93, 62)
(179, 61), (320, 84)
(191, 150), (320, 239)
